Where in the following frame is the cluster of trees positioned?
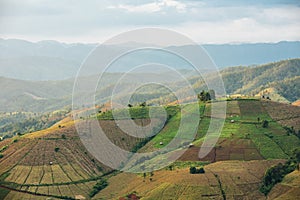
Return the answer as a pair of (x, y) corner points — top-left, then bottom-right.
(260, 149), (300, 195)
(89, 178), (108, 197)
(197, 90), (215, 102)
(283, 126), (300, 139)
(0, 111), (67, 140)
(189, 166), (205, 174)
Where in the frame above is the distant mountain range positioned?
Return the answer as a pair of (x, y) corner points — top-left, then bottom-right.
(0, 38), (300, 80)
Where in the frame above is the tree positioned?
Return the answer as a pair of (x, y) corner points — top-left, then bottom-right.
(262, 120), (269, 128)
(293, 148), (300, 170)
(54, 147), (60, 152)
(89, 179), (108, 197)
(190, 166), (205, 174)
(197, 167), (205, 174)
(190, 167), (197, 174)
(61, 134), (66, 139)
(128, 104), (133, 108)
(140, 102), (147, 107)
(198, 90), (205, 101)
(205, 92), (211, 101)
(198, 90), (211, 102)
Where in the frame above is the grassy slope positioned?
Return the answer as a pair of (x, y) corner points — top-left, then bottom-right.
(145, 99), (299, 161)
(0, 99), (299, 199)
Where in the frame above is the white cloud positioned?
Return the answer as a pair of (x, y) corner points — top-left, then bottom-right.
(162, 0), (186, 13)
(0, 0), (299, 44)
(108, 3), (161, 13)
(108, 0), (187, 13)
(171, 15), (300, 44)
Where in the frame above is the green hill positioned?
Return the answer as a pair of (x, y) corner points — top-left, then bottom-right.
(0, 99), (299, 199)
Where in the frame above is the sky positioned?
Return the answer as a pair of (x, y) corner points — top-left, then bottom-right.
(0, 0), (300, 44)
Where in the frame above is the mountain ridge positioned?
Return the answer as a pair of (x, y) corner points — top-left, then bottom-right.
(0, 58), (299, 112)
(1, 38), (300, 80)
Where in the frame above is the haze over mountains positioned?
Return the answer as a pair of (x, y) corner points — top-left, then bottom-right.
(1, 38), (300, 81)
(0, 58), (299, 112)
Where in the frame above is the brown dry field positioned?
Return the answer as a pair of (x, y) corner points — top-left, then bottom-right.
(262, 100), (300, 131)
(94, 160), (284, 200)
(179, 138), (263, 162)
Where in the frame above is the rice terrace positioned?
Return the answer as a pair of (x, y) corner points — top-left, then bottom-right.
(1, 97), (300, 199)
(1, 1), (300, 199)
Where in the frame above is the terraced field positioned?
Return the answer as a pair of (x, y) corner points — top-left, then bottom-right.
(94, 160), (283, 200)
(0, 99), (299, 199)
(179, 100), (300, 162)
(262, 100), (300, 131)
(0, 113), (155, 199)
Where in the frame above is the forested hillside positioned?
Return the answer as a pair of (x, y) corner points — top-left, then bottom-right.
(208, 58), (300, 102)
(0, 59), (299, 112)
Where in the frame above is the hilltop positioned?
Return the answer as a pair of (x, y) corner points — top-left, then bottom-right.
(0, 99), (299, 199)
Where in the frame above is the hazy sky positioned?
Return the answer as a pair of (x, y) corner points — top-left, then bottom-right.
(1, 0), (300, 44)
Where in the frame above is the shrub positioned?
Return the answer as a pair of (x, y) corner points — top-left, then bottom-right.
(262, 120), (269, 128)
(0, 153), (3, 159)
(190, 166), (205, 174)
(54, 147), (60, 152)
(0, 145), (8, 153)
(197, 167), (205, 174)
(89, 179), (108, 197)
(189, 166), (197, 174)
(260, 157), (298, 195)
